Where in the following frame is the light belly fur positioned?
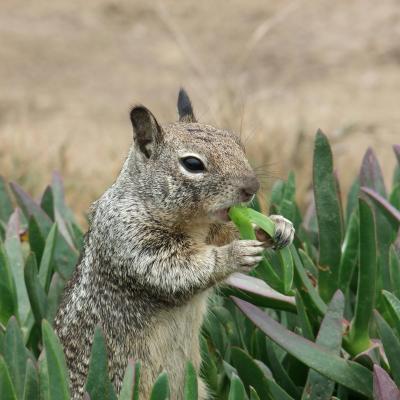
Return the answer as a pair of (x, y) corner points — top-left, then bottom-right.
(139, 290), (211, 399)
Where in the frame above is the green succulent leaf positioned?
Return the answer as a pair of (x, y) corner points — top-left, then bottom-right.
(348, 198), (377, 355)
(382, 290), (400, 337)
(249, 387), (261, 400)
(0, 243), (18, 326)
(85, 326), (117, 400)
(3, 317), (28, 399)
(302, 290), (345, 400)
(38, 224), (57, 293)
(39, 351), (50, 400)
(0, 177), (14, 224)
(224, 273), (296, 313)
(28, 216), (46, 265)
(184, 361), (198, 400)
(118, 359), (135, 400)
(228, 374), (248, 400)
(233, 297), (373, 397)
(23, 358), (39, 400)
(230, 347), (273, 400)
(374, 311), (400, 387)
(291, 247), (327, 318)
(0, 355), (18, 400)
(24, 253), (47, 325)
(150, 371), (170, 400)
(373, 364), (400, 400)
(229, 206), (293, 294)
(338, 209), (359, 293)
(4, 212), (30, 325)
(40, 186), (55, 221)
(42, 320), (71, 400)
(265, 338), (300, 398)
(313, 130), (343, 302)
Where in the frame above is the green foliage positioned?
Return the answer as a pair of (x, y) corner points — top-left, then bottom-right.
(0, 133), (399, 399)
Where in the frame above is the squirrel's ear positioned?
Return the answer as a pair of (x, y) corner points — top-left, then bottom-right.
(130, 106), (163, 158)
(177, 88), (197, 123)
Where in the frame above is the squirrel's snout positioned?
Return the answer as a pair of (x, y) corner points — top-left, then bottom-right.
(240, 176), (260, 202)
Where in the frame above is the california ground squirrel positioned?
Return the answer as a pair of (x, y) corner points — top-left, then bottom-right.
(54, 90), (294, 399)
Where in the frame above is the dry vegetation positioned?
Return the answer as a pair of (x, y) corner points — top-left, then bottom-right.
(1, 0), (399, 220)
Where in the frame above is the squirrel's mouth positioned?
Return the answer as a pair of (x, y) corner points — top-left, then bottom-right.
(209, 207), (231, 222)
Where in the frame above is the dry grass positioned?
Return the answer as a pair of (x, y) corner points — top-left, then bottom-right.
(0, 0), (399, 219)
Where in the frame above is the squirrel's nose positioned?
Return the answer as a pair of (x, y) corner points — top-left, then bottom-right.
(240, 176), (260, 201)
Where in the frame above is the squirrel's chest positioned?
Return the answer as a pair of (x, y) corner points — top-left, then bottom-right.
(135, 290), (210, 368)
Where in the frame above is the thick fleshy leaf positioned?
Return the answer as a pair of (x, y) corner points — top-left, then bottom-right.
(360, 148), (387, 197)
(51, 171), (76, 225)
(199, 335), (218, 395)
(4, 211), (30, 324)
(389, 246), (400, 298)
(118, 359), (135, 400)
(360, 151), (397, 292)
(38, 224), (57, 293)
(24, 253), (47, 325)
(313, 130), (343, 302)
(249, 387), (261, 400)
(0, 355), (18, 400)
(3, 317), (28, 399)
(232, 297), (373, 397)
(280, 172), (296, 222)
(291, 247), (326, 318)
(29, 216), (46, 264)
(23, 358), (39, 400)
(42, 320), (71, 400)
(230, 347), (273, 400)
(375, 311), (400, 387)
(40, 186), (55, 221)
(46, 273), (65, 324)
(39, 351), (50, 400)
(348, 199), (377, 355)
(0, 177), (13, 223)
(373, 364), (400, 400)
(225, 273), (296, 313)
(10, 182), (52, 237)
(302, 290), (345, 400)
(382, 290), (400, 337)
(85, 327), (117, 400)
(10, 182), (78, 280)
(295, 292), (314, 340)
(229, 206), (293, 294)
(346, 177), (360, 222)
(228, 374), (248, 400)
(338, 209), (359, 292)
(150, 371), (170, 400)
(184, 361), (198, 400)
(361, 187), (400, 228)
(0, 243), (17, 325)
(265, 339), (299, 398)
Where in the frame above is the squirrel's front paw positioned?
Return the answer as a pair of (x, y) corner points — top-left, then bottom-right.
(269, 215), (295, 250)
(229, 240), (265, 273)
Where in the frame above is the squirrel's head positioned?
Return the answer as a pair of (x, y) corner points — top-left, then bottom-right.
(127, 89), (259, 224)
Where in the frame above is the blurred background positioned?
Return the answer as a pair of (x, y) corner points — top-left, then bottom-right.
(1, 0), (399, 219)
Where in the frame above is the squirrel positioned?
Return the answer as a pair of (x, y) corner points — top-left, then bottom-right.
(54, 89), (294, 399)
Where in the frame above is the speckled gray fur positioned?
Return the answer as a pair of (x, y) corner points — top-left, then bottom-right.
(54, 90), (294, 399)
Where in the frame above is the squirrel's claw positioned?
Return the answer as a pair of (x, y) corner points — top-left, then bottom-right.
(269, 215), (295, 250)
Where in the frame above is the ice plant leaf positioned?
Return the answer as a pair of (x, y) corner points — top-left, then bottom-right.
(302, 290), (345, 400)
(347, 198), (377, 355)
(42, 320), (71, 400)
(373, 364), (400, 400)
(313, 130), (343, 302)
(232, 297), (373, 397)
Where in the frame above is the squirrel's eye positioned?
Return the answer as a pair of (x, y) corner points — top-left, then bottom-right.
(180, 156), (206, 173)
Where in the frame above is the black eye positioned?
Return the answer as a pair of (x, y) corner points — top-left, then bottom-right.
(180, 156), (206, 173)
